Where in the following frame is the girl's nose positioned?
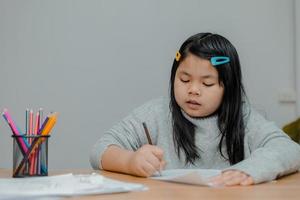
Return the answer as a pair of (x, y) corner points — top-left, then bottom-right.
(188, 83), (200, 96)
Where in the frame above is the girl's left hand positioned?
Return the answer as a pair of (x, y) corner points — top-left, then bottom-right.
(209, 170), (254, 187)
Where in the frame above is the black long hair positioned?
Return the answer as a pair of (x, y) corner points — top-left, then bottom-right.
(169, 33), (246, 165)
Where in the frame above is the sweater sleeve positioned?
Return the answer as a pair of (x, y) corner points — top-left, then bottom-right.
(226, 109), (300, 184)
(89, 98), (163, 170)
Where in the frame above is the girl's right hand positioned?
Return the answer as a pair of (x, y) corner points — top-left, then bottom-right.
(128, 144), (165, 177)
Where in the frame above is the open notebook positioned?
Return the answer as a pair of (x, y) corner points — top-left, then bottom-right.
(151, 169), (221, 186)
(0, 173), (146, 199)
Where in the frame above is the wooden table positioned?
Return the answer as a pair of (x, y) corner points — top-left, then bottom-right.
(1, 169), (300, 200)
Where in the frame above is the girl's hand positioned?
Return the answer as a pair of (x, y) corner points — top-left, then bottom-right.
(209, 170), (254, 187)
(128, 144), (166, 177)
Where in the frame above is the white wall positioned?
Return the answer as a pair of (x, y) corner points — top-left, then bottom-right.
(0, 0), (297, 169)
(296, 0), (300, 115)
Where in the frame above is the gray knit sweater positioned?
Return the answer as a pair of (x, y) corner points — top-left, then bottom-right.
(90, 97), (300, 184)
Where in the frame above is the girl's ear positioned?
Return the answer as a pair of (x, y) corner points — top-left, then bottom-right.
(219, 81), (224, 88)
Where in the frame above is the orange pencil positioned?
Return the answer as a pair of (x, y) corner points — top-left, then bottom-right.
(40, 113), (58, 136)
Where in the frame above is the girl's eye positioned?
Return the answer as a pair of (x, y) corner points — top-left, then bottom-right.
(203, 83), (214, 87)
(180, 79), (190, 83)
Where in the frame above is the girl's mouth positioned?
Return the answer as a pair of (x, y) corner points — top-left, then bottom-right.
(186, 100), (200, 105)
(186, 100), (201, 109)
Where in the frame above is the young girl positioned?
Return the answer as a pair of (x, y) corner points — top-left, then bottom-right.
(90, 33), (300, 186)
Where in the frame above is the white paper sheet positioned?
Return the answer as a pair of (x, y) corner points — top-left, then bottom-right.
(0, 173), (147, 199)
(151, 169), (221, 186)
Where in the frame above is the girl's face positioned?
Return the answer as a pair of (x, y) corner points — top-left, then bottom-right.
(174, 54), (224, 117)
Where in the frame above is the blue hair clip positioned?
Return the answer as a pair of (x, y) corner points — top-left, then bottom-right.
(210, 56), (230, 66)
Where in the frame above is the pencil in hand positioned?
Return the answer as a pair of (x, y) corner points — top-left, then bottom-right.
(142, 122), (162, 176)
(142, 122), (153, 145)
